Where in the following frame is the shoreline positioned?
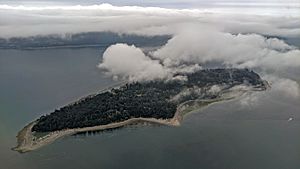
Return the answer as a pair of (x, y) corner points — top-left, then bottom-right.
(11, 98), (213, 153)
(12, 84), (268, 153)
(12, 116), (180, 153)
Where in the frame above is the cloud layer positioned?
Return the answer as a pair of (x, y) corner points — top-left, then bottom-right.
(0, 3), (299, 38)
(1, 3), (299, 98)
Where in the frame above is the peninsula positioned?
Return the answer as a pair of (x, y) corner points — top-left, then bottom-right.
(13, 68), (269, 153)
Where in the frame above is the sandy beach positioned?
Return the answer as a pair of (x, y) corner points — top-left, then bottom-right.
(12, 117), (180, 153)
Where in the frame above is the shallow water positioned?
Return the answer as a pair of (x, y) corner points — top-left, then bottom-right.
(0, 48), (299, 169)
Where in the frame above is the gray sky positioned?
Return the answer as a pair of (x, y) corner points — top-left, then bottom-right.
(1, 0), (299, 7)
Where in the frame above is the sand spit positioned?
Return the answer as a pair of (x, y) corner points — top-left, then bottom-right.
(12, 117), (180, 153)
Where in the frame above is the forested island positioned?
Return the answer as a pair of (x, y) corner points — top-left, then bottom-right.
(13, 68), (269, 153)
(32, 68), (266, 132)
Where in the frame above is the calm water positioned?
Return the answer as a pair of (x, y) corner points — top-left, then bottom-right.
(0, 47), (300, 169)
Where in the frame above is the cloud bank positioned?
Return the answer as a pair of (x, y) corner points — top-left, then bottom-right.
(152, 28), (300, 70)
(1, 3), (299, 97)
(99, 28), (300, 83)
(0, 3), (299, 38)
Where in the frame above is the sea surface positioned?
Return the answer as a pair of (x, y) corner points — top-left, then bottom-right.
(0, 47), (300, 169)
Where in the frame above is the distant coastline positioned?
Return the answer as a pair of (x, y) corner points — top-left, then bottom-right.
(0, 32), (170, 50)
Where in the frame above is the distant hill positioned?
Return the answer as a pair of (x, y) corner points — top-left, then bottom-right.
(0, 32), (170, 49)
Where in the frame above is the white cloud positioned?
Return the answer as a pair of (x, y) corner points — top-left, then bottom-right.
(238, 75), (300, 107)
(0, 3), (299, 38)
(239, 92), (261, 107)
(98, 43), (168, 81)
(97, 23), (300, 83)
(264, 75), (300, 99)
(151, 28), (300, 71)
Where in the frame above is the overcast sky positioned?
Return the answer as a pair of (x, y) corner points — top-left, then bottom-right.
(1, 0), (300, 7)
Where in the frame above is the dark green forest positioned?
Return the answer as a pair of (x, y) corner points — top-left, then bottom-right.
(32, 68), (266, 132)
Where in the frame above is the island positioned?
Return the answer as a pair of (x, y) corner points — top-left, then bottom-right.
(12, 68), (269, 153)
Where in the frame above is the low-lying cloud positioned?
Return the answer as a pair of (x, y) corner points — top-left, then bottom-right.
(264, 75), (300, 98)
(99, 28), (300, 83)
(98, 43), (168, 81)
(152, 28), (300, 70)
(238, 76), (300, 107)
(1, 3), (300, 98)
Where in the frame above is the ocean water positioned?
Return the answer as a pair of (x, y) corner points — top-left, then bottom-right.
(0, 47), (300, 169)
